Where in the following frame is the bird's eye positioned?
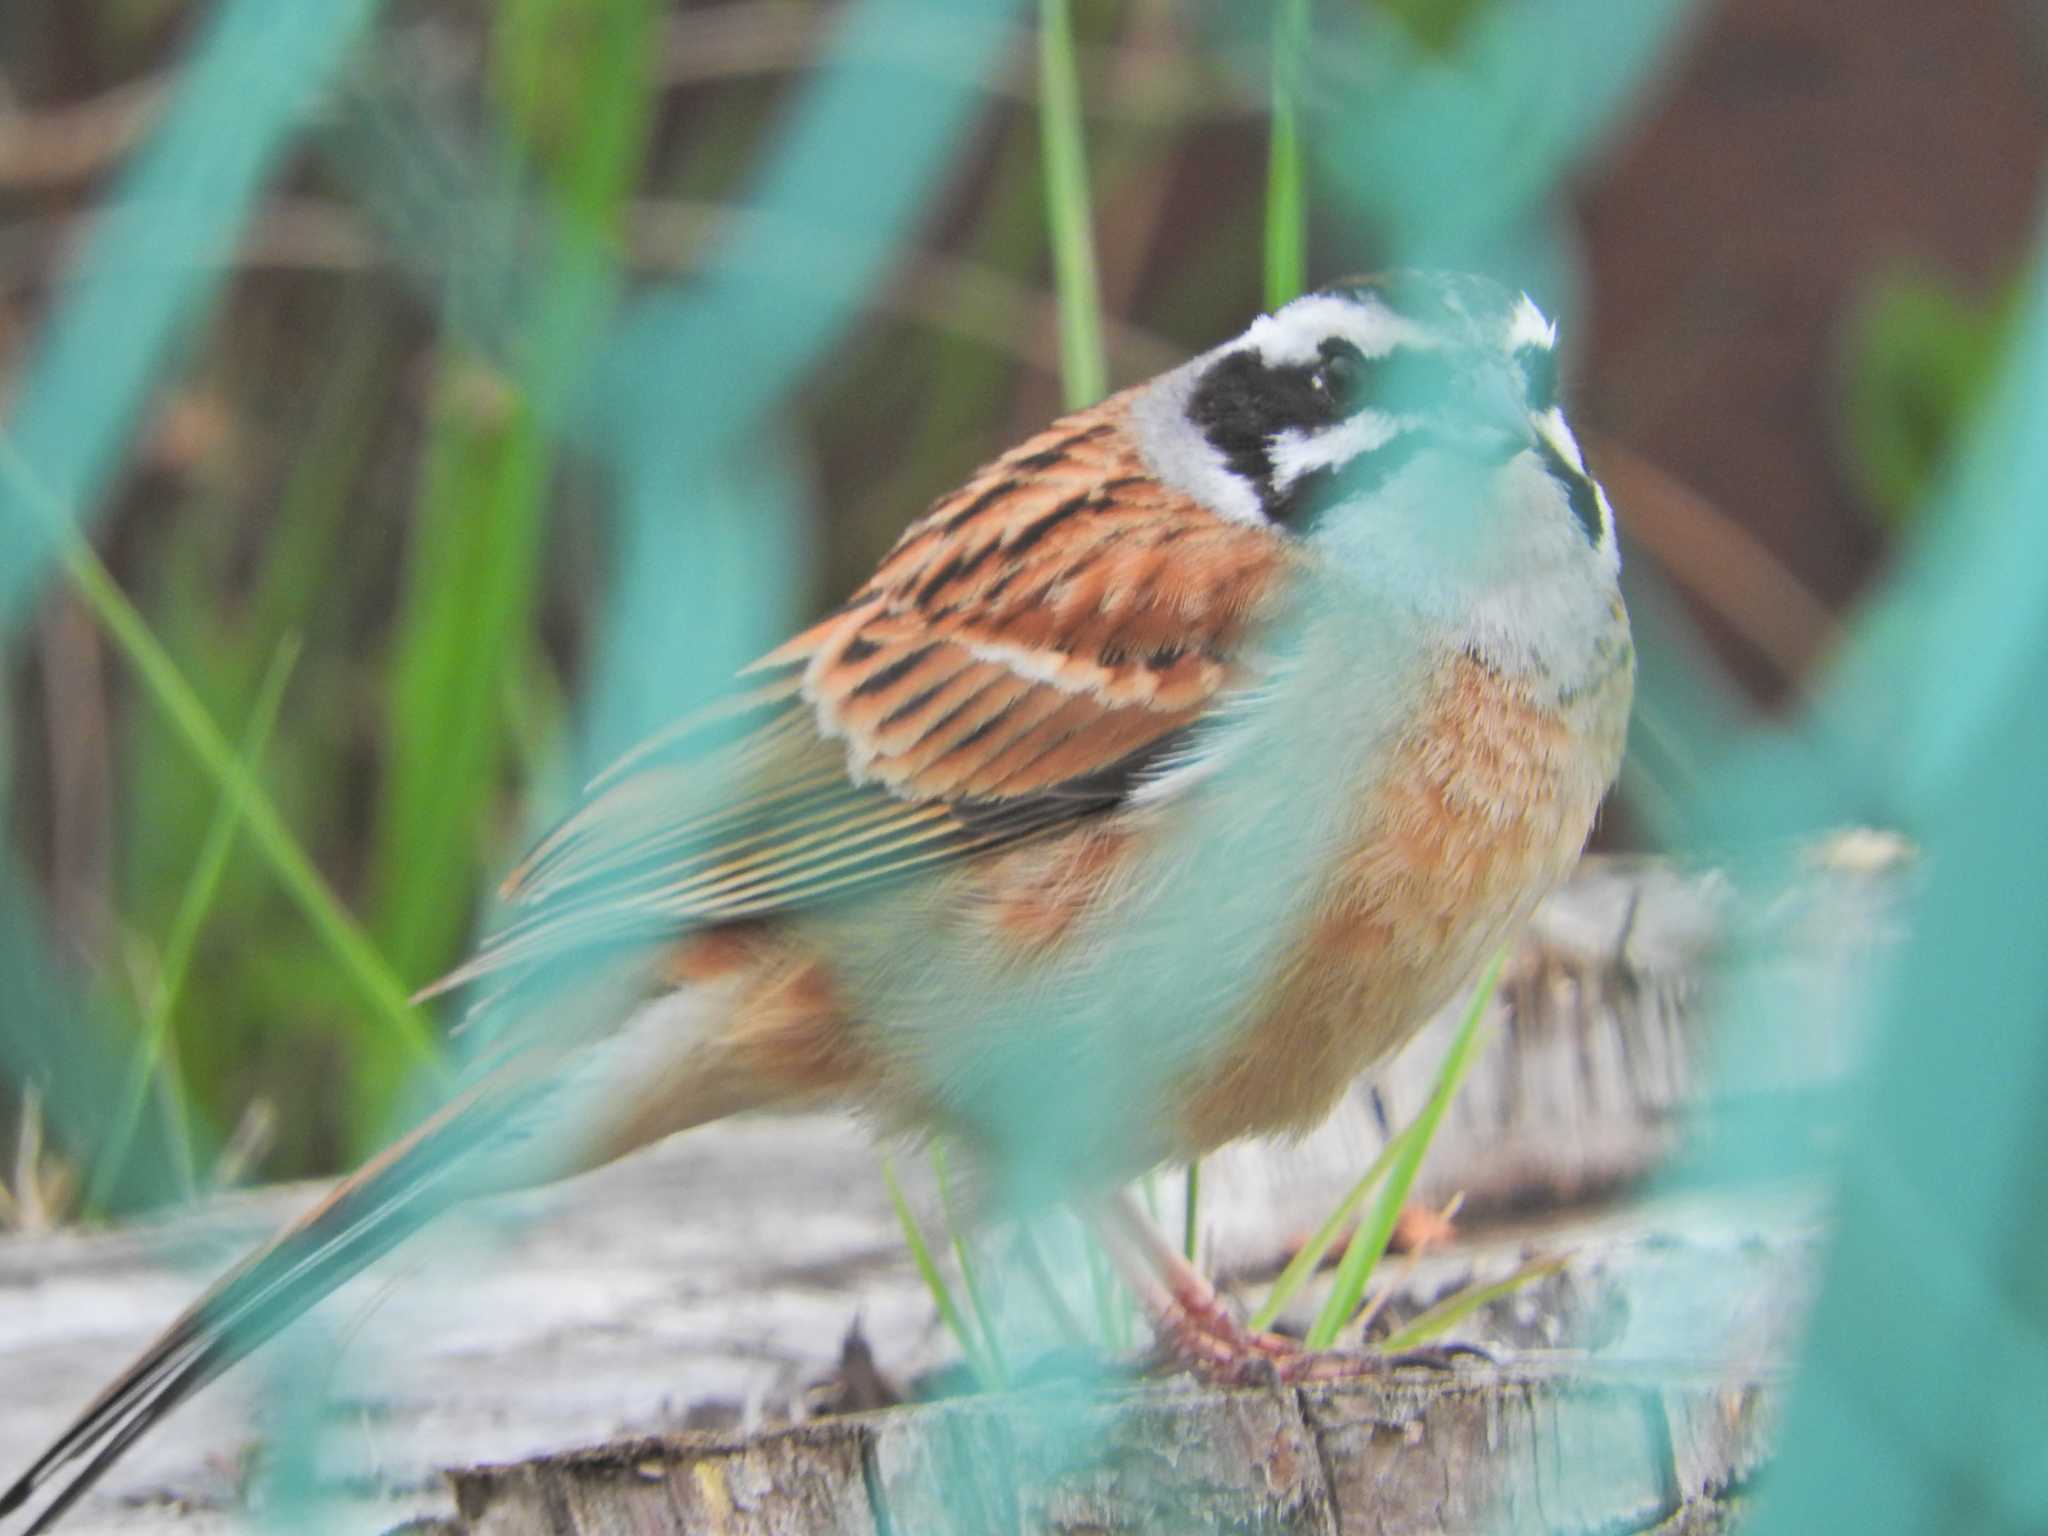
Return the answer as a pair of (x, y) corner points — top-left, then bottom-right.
(1313, 338), (1368, 402)
(1517, 343), (1558, 412)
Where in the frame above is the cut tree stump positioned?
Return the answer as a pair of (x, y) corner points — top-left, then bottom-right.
(0, 849), (1899, 1532)
(438, 1367), (1775, 1535)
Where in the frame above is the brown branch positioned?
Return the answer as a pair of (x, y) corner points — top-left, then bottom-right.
(0, 76), (168, 190)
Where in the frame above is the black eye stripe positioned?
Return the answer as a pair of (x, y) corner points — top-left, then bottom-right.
(1313, 337), (1371, 402)
(1186, 349), (1344, 518)
(1195, 344), (1485, 520)
(1187, 319), (1589, 536)
(1312, 342), (1469, 417)
(1536, 434), (1603, 545)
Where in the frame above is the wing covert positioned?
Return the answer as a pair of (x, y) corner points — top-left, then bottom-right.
(423, 393), (1290, 1001)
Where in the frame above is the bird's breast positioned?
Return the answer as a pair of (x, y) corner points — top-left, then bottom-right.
(662, 606), (1632, 1179)
(1170, 629), (1632, 1154)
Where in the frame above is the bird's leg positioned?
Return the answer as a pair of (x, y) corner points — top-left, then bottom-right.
(1087, 1189), (1298, 1381)
(1086, 1189), (1489, 1384)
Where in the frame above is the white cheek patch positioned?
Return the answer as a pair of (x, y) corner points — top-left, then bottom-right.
(1268, 410), (1409, 492)
(1128, 354), (1269, 526)
(1508, 292), (1558, 353)
(1244, 294), (1438, 367)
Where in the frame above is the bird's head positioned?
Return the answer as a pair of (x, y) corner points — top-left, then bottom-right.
(1133, 271), (1621, 675)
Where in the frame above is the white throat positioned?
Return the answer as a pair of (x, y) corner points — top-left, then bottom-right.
(1312, 445), (1624, 700)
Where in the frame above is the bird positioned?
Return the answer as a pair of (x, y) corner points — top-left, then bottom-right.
(3, 270), (1633, 1531)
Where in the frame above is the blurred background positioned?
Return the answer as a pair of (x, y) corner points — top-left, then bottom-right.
(0, 0), (2034, 1220)
(9, 2), (2048, 1531)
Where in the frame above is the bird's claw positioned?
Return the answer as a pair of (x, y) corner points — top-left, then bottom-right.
(1144, 1296), (1494, 1386)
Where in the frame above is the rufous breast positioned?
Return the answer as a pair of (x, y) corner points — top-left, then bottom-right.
(1173, 626), (1633, 1154)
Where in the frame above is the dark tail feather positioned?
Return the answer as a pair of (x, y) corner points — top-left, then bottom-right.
(2, 1081), (528, 1532)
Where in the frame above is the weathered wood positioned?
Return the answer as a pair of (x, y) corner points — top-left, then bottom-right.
(442, 1368), (1774, 1535)
(864, 1382), (1338, 1534)
(451, 1420), (881, 1536)
(0, 853), (1880, 1531)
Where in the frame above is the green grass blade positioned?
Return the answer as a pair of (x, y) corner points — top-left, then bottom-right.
(932, 1139), (1008, 1387)
(1377, 1253), (1567, 1354)
(367, 371), (549, 989)
(1305, 945), (1506, 1349)
(118, 292), (405, 1169)
(1245, 1114), (1425, 1333)
(86, 637), (301, 1214)
(1181, 1160), (1201, 1263)
(0, 440), (438, 1084)
(496, 0), (664, 237)
(369, 0), (662, 994)
(884, 1154), (1001, 1391)
(1265, 0), (1311, 309)
(1038, 0), (1108, 409)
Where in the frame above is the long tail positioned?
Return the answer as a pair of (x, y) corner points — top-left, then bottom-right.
(0, 1078), (534, 1533)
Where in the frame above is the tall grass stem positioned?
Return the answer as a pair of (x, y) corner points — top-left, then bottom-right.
(932, 1140), (1009, 1386)
(1245, 1115), (1425, 1334)
(1304, 946), (1505, 1349)
(1038, 0), (1109, 408)
(883, 1154), (1002, 1390)
(0, 440), (439, 1080)
(1264, 0), (1311, 309)
(85, 637), (301, 1213)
